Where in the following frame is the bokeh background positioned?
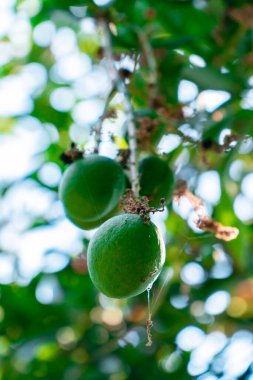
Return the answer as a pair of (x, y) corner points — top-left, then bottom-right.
(1, 0), (253, 379)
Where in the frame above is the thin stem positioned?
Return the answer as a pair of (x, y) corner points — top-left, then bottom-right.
(137, 28), (158, 87)
(136, 28), (158, 107)
(147, 286), (152, 318)
(146, 286), (153, 347)
(93, 112), (104, 155)
(93, 88), (115, 154)
(99, 19), (140, 196)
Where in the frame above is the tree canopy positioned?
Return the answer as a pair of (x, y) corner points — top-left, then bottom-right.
(1, 0), (253, 379)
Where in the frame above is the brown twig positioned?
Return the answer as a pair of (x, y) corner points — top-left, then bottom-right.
(173, 180), (239, 242)
(174, 180), (203, 212)
(196, 216), (239, 242)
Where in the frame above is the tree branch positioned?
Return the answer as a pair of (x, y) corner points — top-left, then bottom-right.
(99, 19), (140, 196)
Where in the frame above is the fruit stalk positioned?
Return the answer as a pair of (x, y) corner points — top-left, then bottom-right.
(100, 19), (140, 196)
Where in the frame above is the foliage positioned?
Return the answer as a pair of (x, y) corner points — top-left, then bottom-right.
(1, 0), (253, 379)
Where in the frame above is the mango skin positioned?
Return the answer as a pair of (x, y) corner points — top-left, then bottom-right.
(59, 155), (125, 227)
(139, 156), (174, 208)
(87, 214), (165, 298)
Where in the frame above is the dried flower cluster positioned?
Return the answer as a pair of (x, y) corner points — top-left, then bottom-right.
(60, 143), (83, 164)
(119, 189), (165, 223)
(201, 133), (239, 153)
(136, 117), (159, 148)
(149, 92), (184, 122)
(116, 149), (130, 169)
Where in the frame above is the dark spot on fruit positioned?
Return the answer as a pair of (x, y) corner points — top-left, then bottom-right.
(141, 266), (158, 283)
